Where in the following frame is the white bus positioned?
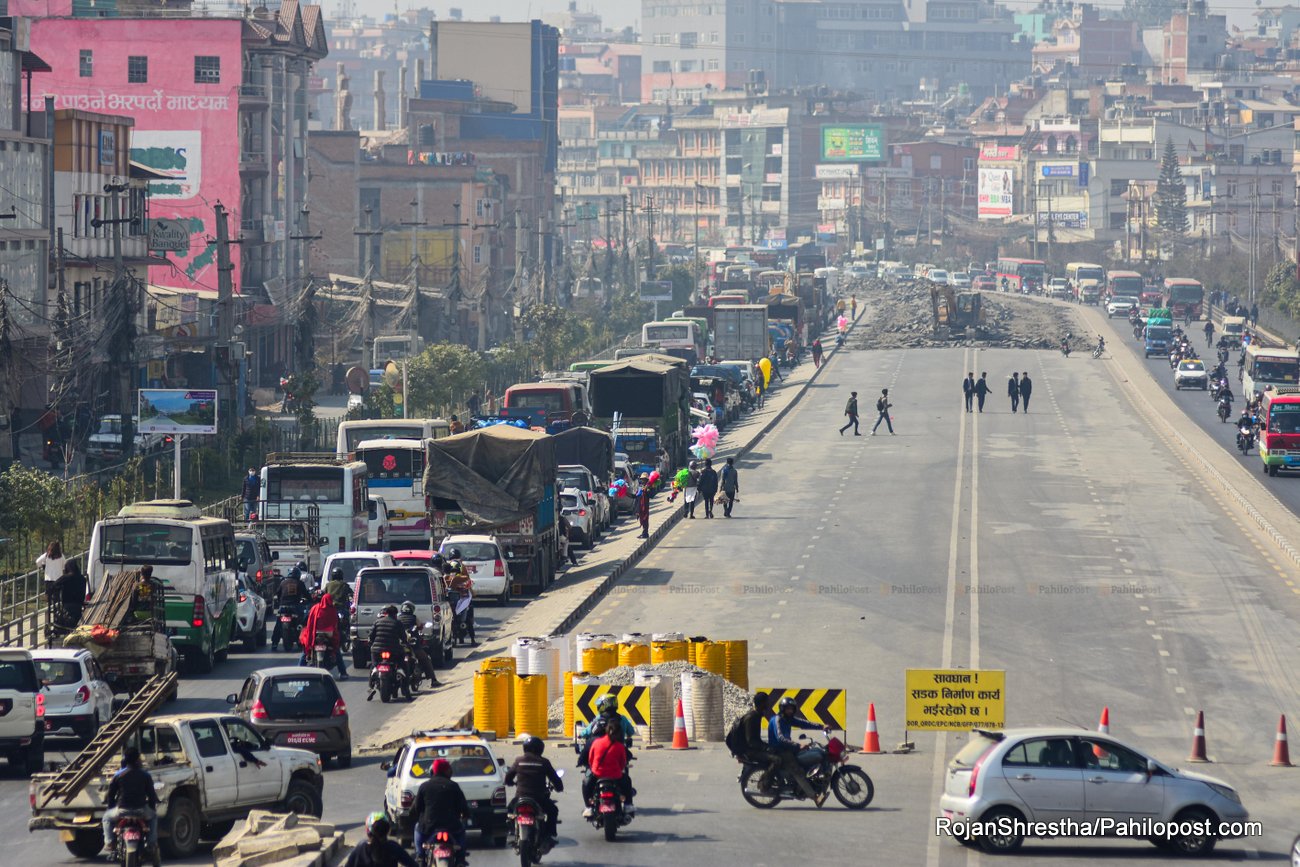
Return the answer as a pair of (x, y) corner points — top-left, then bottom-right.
(1243, 345), (1300, 399)
(336, 418), (451, 458)
(641, 320), (704, 364)
(260, 454), (369, 557)
(355, 437), (429, 546)
(88, 500), (238, 673)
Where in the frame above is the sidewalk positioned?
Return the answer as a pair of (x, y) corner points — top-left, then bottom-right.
(358, 304), (863, 751)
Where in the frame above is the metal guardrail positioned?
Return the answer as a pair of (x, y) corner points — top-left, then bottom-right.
(0, 493), (244, 649)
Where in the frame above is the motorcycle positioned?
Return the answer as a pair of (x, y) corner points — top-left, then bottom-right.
(1092, 340), (1105, 359)
(367, 646), (408, 703)
(1217, 395), (1233, 423)
(509, 769), (563, 866)
(588, 776), (632, 841)
(272, 604), (303, 652)
(1237, 422), (1255, 454)
(420, 827), (467, 867)
(449, 589), (474, 646)
(109, 809), (153, 867)
(1060, 340), (1071, 358)
(738, 732), (875, 811)
(403, 627), (427, 694)
(309, 630), (336, 670)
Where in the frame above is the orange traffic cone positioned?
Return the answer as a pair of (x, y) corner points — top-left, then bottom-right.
(1097, 706), (1110, 735)
(862, 703), (882, 754)
(1188, 710), (1210, 763)
(1271, 715), (1293, 767)
(671, 698), (691, 749)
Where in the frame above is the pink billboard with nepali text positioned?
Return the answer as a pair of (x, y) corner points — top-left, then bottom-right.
(26, 17), (242, 293)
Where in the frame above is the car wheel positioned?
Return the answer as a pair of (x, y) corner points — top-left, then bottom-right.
(161, 793), (201, 858)
(1166, 807), (1218, 856)
(21, 744), (45, 775)
(65, 829), (102, 858)
(976, 806), (1025, 853)
(191, 643), (214, 674)
(282, 778), (324, 817)
(82, 712), (100, 746)
(583, 531), (595, 550)
(337, 744), (353, 768)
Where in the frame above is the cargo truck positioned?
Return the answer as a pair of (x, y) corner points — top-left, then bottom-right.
(588, 358), (691, 466)
(713, 304), (771, 362)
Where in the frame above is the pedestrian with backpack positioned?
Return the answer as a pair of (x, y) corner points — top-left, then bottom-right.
(872, 388), (894, 435)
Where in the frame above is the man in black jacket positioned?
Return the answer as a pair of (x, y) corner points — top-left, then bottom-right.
(412, 758), (470, 861)
(974, 372), (990, 413)
(1019, 373), (1034, 413)
(697, 458), (719, 518)
(396, 601), (441, 687)
(100, 747), (159, 864)
(505, 736), (564, 844)
(368, 605), (405, 667)
(1008, 373), (1020, 413)
(963, 372), (975, 412)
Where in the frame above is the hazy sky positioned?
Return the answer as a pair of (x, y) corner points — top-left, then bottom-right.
(343, 0), (1255, 37)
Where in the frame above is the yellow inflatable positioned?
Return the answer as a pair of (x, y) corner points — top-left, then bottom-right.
(758, 356), (771, 387)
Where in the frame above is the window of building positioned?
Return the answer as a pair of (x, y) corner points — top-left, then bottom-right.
(963, 156), (975, 172)
(1226, 180), (1237, 197)
(128, 55), (148, 84)
(1111, 179), (1127, 196)
(709, 31), (719, 43)
(79, 49), (93, 78)
(194, 55), (221, 84)
(653, 61), (671, 73)
(473, 245), (482, 265)
(930, 154), (942, 170)
(685, 161), (694, 177)
(1274, 180), (1284, 195)
(706, 58), (720, 70)
(679, 60), (697, 72)
(680, 32), (698, 47)
(734, 33), (745, 43)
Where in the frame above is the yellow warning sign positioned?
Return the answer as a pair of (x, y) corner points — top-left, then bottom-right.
(755, 687), (847, 730)
(904, 669), (1005, 731)
(572, 685), (651, 727)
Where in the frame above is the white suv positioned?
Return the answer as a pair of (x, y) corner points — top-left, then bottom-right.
(382, 729), (509, 847)
(560, 488), (596, 549)
(0, 648), (44, 773)
(939, 727), (1250, 855)
(32, 649), (114, 744)
(439, 536), (511, 603)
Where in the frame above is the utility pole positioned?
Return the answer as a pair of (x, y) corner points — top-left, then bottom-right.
(444, 201), (469, 342)
(1250, 181), (1260, 309)
(603, 198), (615, 291)
(694, 182), (705, 298)
(354, 205), (383, 368)
(621, 195), (632, 292)
(472, 207), (498, 349)
(1294, 181), (1299, 282)
(92, 179), (136, 459)
(401, 198), (426, 353)
(642, 195), (658, 282)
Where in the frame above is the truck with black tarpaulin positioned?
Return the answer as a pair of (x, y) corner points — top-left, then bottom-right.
(424, 426), (560, 594)
(588, 358), (691, 466)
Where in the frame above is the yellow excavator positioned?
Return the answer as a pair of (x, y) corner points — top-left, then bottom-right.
(929, 281), (984, 338)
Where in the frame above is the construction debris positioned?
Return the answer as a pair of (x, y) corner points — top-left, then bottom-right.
(215, 811), (346, 867)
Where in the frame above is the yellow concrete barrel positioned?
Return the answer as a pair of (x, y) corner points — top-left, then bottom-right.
(514, 674), (549, 739)
(580, 644), (616, 675)
(695, 640), (727, 677)
(650, 639), (688, 663)
(618, 642), (650, 667)
(722, 639), (749, 689)
(473, 670), (510, 740)
(687, 636), (710, 666)
(481, 656), (517, 729)
(563, 671), (576, 738)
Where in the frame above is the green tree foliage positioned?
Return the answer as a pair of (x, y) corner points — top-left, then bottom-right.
(1154, 137), (1189, 234)
(662, 265), (696, 309)
(0, 463), (75, 544)
(1119, 0), (1180, 27)
(284, 369), (320, 450)
(1262, 260), (1300, 319)
(407, 342), (486, 415)
(519, 304), (587, 371)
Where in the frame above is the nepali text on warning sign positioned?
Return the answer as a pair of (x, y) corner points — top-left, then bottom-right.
(904, 669), (1005, 731)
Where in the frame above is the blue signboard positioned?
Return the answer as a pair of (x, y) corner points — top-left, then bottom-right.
(1078, 162), (1089, 187)
(1041, 164), (1075, 178)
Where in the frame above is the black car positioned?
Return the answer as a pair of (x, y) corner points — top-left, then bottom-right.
(228, 667), (352, 767)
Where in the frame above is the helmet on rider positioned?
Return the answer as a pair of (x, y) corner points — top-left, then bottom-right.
(365, 812), (391, 838)
(431, 553), (445, 568)
(596, 695), (618, 715)
(778, 696), (798, 716)
(753, 692), (771, 711)
(400, 600), (416, 615)
(522, 736), (544, 756)
(432, 758), (453, 777)
(330, 567), (344, 581)
(449, 548), (462, 560)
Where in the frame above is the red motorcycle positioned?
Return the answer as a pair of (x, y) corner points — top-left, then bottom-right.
(110, 810), (153, 867)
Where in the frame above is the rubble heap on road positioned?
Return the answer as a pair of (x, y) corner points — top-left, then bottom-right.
(849, 280), (1079, 350)
(215, 811), (345, 867)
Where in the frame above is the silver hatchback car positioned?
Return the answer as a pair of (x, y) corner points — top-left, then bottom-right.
(938, 727), (1251, 856)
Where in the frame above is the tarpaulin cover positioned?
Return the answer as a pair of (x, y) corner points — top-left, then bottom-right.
(552, 426), (615, 477)
(423, 425), (556, 525)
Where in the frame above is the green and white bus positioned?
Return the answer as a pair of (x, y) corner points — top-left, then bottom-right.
(88, 500), (239, 673)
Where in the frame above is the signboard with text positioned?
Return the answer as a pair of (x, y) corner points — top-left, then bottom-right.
(977, 167), (1014, 219)
(905, 669), (1005, 731)
(138, 389), (218, 435)
(148, 218), (192, 253)
(820, 125), (885, 162)
(979, 144), (1020, 162)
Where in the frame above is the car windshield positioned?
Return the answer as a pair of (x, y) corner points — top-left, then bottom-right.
(330, 557), (382, 587)
(260, 675), (340, 719)
(411, 744), (498, 778)
(950, 734), (998, 767)
(0, 659), (37, 691)
(560, 494), (581, 509)
(1112, 296), (1136, 305)
(356, 569), (432, 604)
(35, 659), (81, 685)
(557, 471), (588, 490)
(440, 542), (498, 561)
(1181, 361), (1204, 371)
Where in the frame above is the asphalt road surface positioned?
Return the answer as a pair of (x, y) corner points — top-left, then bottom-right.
(8, 324), (1300, 865)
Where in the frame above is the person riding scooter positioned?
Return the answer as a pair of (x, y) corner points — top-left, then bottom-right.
(272, 565), (310, 650)
(444, 550), (476, 646)
(396, 600), (441, 688)
(506, 736), (563, 847)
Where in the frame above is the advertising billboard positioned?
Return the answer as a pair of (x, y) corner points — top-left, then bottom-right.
(979, 144), (1020, 162)
(639, 280), (673, 302)
(28, 18), (243, 293)
(821, 125), (885, 162)
(138, 389), (218, 435)
(978, 168), (1014, 219)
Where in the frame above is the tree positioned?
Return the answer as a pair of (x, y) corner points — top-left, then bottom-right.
(1119, 0), (1180, 27)
(406, 342), (485, 415)
(518, 304), (586, 371)
(1263, 260), (1300, 319)
(1154, 137), (1189, 234)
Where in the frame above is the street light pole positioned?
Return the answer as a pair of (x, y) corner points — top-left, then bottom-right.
(694, 181), (705, 299)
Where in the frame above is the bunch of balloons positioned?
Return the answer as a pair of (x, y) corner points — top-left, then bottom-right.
(837, 314), (848, 333)
(757, 357), (772, 388)
(609, 478), (630, 499)
(691, 423), (720, 459)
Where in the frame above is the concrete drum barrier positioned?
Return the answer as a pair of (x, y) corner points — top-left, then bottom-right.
(473, 670), (511, 741)
(722, 639), (749, 689)
(481, 656), (517, 730)
(514, 673), (549, 740)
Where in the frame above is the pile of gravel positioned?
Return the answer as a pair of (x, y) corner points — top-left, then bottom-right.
(545, 661), (754, 734)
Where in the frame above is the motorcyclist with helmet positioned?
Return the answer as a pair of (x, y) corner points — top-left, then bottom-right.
(323, 566), (354, 636)
(411, 758), (471, 865)
(505, 735), (564, 846)
(368, 604), (407, 689)
(443, 549), (476, 646)
(396, 600), (441, 688)
(582, 722), (634, 819)
(272, 563), (311, 650)
(578, 696), (636, 818)
(344, 813), (417, 867)
(768, 696), (827, 805)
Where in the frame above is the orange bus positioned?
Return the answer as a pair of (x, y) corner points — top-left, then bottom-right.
(995, 257), (1046, 293)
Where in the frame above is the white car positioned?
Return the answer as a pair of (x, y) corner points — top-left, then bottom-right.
(323, 550), (396, 597)
(1174, 358), (1209, 389)
(928, 269), (950, 285)
(367, 496), (391, 551)
(1047, 278), (1071, 299)
(234, 577), (268, 650)
(438, 535), (511, 603)
(557, 464), (611, 531)
(948, 272), (973, 289)
(844, 263), (872, 280)
(939, 727), (1250, 855)
(382, 729), (509, 847)
(32, 649), (115, 744)
(1107, 295), (1138, 317)
(560, 488), (597, 549)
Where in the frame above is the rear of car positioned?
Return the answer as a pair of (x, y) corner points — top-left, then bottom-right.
(235, 532), (277, 601)
(385, 734), (508, 846)
(350, 566), (452, 668)
(557, 465), (610, 531)
(324, 551), (395, 600)
(438, 536), (510, 602)
(560, 489), (595, 548)
(32, 650), (112, 743)
(236, 668), (351, 766)
(972, 275), (995, 291)
(0, 649), (44, 772)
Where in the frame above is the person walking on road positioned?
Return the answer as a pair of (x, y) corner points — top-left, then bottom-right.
(635, 473), (652, 538)
(1008, 372), (1020, 413)
(963, 372), (975, 413)
(683, 461), (701, 519)
(38, 540), (65, 610)
(811, 338), (824, 368)
(850, 295), (858, 318)
(719, 457), (740, 517)
(697, 458), (719, 519)
(840, 391), (860, 436)
(872, 389), (894, 435)
(241, 468), (259, 520)
(1251, 303), (1259, 326)
(1019, 373), (1033, 413)
(975, 372), (990, 412)
(1204, 320), (1215, 347)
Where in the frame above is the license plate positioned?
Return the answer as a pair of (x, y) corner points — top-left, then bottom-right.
(284, 732), (318, 745)
(73, 814), (94, 825)
(44, 719), (52, 731)
(377, 665), (390, 673)
(280, 616), (293, 622)
(466, 565), (478, 573)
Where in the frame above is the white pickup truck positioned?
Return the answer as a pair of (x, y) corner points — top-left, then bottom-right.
(29, 712), (325, 860)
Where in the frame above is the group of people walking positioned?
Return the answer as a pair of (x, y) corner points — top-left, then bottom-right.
(661, 456), (742, 528)
(962, 371), (1033, 413)
(839, 389), (894, 436)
